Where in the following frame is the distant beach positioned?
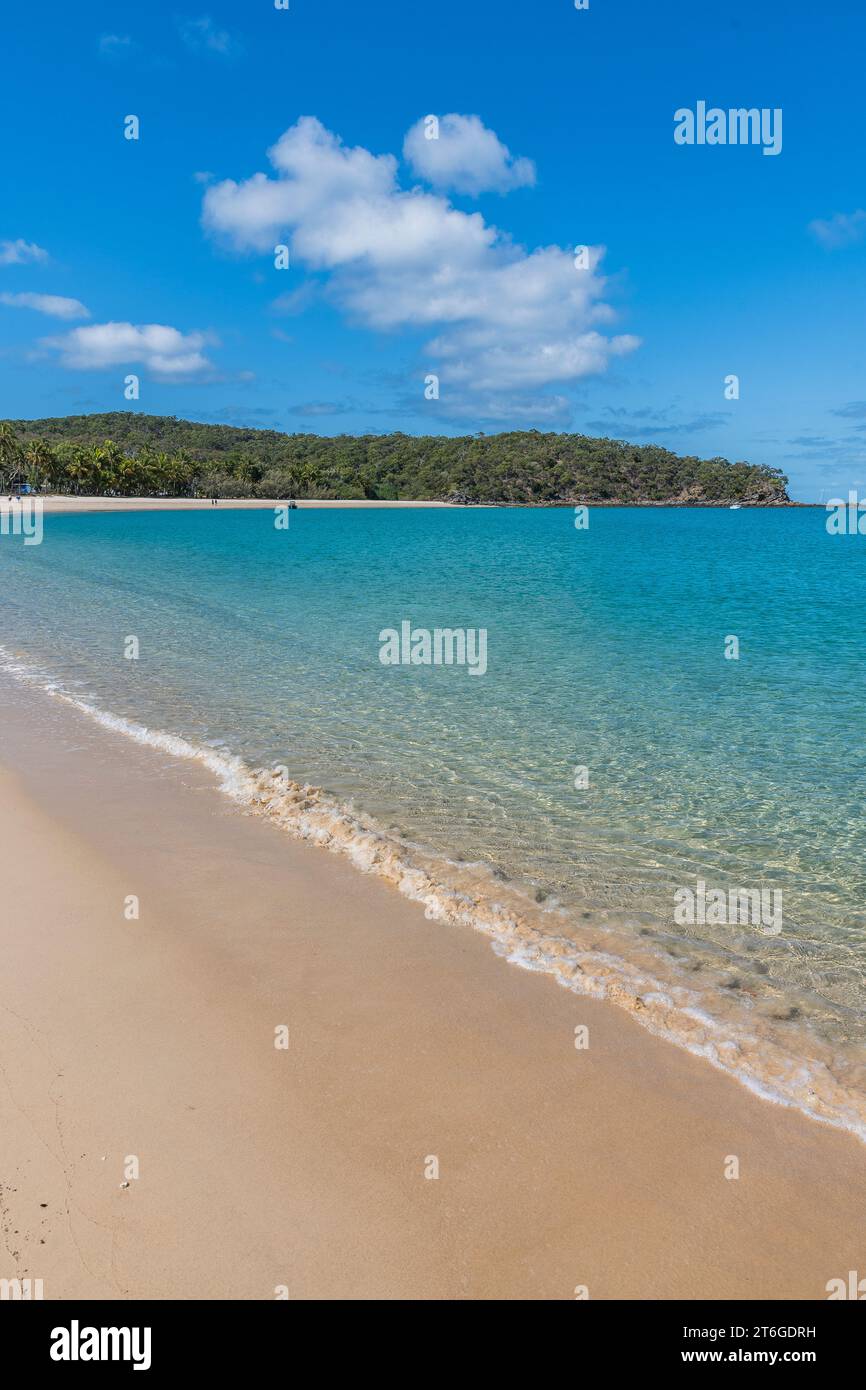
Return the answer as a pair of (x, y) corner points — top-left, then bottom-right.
(33, 495), (459, 513)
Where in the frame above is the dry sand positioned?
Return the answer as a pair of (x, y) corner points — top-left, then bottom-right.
(33, 496), (456, 514)
(1, 675), (864, 1300)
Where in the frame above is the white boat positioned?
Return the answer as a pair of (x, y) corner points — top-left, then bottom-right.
(729, 503), (741, 509)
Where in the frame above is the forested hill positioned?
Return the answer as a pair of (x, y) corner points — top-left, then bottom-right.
(2, 413), (791, 504)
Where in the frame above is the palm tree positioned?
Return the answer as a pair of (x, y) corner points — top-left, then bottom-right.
(63, 447), (91, 496)
(92, 441), (125, 494)
(23, 438), (55, 492)
(0, 422), (23, 492)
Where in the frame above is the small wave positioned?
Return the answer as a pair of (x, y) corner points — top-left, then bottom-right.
(1, 642), (865, 1144)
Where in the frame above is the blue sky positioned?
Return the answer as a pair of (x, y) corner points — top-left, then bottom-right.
(2, 0), (865, 500)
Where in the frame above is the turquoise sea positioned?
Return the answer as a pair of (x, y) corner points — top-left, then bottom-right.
(2, 505), (865, 1134)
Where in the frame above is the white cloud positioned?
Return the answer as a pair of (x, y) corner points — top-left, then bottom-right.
(0, 238), (49, 265)
(202, 117), (637, 418)
(99, 34), (133, 58)
(178, 16), (236, 56)
(41, 322), (216, 379)
(0, 291), (89, 320)
(808, 209), (866, 250)
(429, 391), (573, 427)
(270, 283), (318, 316)
(403, 114), (535, 195)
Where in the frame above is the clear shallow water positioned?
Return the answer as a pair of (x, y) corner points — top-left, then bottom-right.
(2, 506), (866, 1133)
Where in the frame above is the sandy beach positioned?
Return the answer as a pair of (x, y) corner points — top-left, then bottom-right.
(32, 496), (458, 514)
(1, 673), (864, 1301)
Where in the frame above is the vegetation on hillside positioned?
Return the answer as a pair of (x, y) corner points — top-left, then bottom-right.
(0, 414), (790, 504)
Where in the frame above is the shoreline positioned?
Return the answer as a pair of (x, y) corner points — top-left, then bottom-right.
(3, 642), (863, 1145)
(31, 496), (461, 514)
(1, 672), (865, 1298)
(8, 496), (811, 514)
